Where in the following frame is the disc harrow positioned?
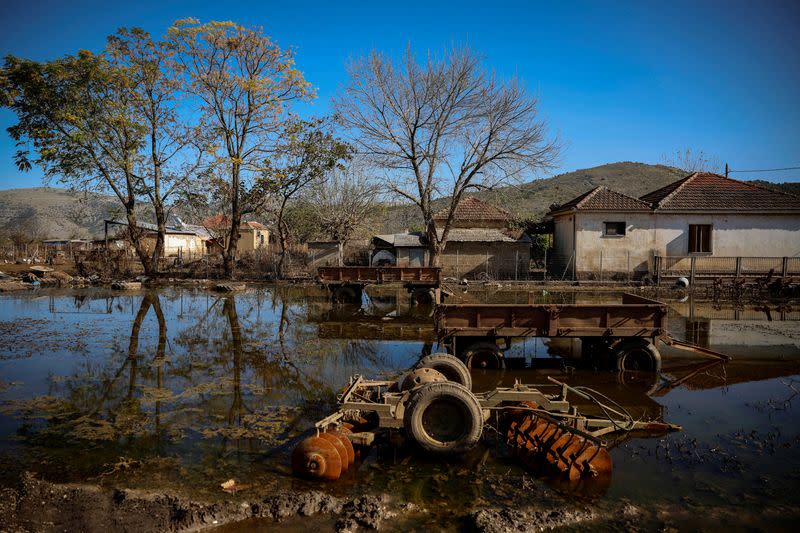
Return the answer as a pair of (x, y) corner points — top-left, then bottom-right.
(291, 354), (680, 482)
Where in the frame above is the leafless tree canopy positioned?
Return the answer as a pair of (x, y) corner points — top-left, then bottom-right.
(661, 148), (721, 174)
(335, 45), (559, 264)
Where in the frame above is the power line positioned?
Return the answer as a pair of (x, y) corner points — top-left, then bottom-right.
(729, 166), (800, 173)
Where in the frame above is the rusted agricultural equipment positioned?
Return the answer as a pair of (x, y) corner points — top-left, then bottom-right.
(291, 355), (680, 482)
(317, 266), (442, 305)
(436, 293), (729, 371)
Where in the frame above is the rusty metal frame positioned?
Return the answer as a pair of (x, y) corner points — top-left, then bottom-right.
(317, 266), (442, 286)
(436, 293), (667, 343)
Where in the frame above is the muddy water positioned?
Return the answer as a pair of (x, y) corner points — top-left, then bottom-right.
(1, 285), (799, 530)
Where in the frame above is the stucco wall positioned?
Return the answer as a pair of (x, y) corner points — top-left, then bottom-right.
(650, 214), (800, 258)
(568, 212), (800, 276)
(574, 212), (654, 273)
(164, 234), (204, 257)
(237, 229), (269, 252)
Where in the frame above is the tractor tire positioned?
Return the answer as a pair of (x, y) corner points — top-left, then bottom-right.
(403, 381), (483, 454)
(462, 341), (505, 369)
(415, 352), (472, 390)
(615, 339), (662, 373)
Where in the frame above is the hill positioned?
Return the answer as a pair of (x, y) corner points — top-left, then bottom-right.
(381, 162), (687, 232)
(2, 163), (798, 239)
(0, 187), (121, 239)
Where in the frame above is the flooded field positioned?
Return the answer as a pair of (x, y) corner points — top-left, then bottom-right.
(1, 285), (800, 531)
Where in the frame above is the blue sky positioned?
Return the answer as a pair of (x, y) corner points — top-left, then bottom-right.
(0, 0), (798, 189)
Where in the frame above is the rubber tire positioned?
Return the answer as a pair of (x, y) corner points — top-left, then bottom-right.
(403, 381), (483, 454)
(415, 353), (472, 390)
(332, 286), (358, 305)
(411, 288), (435, 306)
(615, 339), (662, 373)
(462, 341), (505, 369)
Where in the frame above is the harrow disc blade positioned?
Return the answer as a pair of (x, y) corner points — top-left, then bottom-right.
(328, 430), (355, 466)
(319, 432), (350, 472)
(291, 436), (343, 481)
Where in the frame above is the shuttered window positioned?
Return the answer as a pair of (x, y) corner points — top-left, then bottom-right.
(688, 224), (712, 253)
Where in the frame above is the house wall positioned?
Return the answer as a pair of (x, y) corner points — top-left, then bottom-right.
(237, 229), (270, 252)
(163, 234), (204, 257)
(439, 241), (530, 278)
(574, 212), (654, 274)
(569, 212), (800, 277)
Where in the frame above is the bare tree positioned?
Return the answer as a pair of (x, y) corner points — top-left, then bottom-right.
(307, 160), (382, 265)
(168, 19), (313, 277)
(260, 119), (350, 275)
(661, 148), (721, 174)
(335, 45), (559, 265)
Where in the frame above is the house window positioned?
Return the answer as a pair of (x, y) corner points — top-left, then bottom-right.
(603, 221), (626, 236)
(688, 224), (712, 253)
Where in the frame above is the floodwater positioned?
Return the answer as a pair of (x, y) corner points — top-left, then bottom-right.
(1, 285), (799, 530)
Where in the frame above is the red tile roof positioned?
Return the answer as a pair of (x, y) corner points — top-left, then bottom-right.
(433, 197), (511, 222)
(551, 186), (651, 213)
(242, 221), (267, 230)
(640, 172), (800, 211)
(201, 214), (268, 230)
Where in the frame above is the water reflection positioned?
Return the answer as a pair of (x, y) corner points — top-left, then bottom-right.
(0, 286), (798, 522)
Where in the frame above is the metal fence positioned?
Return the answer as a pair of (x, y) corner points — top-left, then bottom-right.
(655, 255), (800, 284)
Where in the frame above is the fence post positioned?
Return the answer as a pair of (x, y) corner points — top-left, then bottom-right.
(782, 257), (789, 277)
(515, 250), (519, 281)
(690, 256), (696, 285)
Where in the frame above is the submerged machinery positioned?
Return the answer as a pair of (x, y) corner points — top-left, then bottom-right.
(291, 354), (680, 484)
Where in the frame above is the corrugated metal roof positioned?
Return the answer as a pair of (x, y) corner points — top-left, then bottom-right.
(373, 232), (426, 247)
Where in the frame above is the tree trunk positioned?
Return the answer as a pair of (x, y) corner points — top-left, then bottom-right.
(276, 197), (289, 278)
(223, 163), (242, 278)
(125, 207), (156, 277)
(153, 206), (166, 276)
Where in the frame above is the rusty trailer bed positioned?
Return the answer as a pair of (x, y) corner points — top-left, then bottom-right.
(317, 266), (442, 286)
(435, 293), (667, 340)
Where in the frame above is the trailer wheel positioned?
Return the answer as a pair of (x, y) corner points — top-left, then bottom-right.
(332, 286), (359, 305)
(615, 339), (661, 372)
(415, 353), (472, 390)
(411, 288), (435, 306)
(463, 341), (505, 369)
(403, 382), (483, 454)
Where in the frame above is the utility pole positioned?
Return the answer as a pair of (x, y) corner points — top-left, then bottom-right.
(725, 163), (729, 178)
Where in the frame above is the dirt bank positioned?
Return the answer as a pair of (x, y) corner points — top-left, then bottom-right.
(1, 473), (399, 533)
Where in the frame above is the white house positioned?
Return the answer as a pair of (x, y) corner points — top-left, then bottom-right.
(547, 172), (800, 280)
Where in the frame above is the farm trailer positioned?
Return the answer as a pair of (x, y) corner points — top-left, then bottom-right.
(435, 293), (728, 371)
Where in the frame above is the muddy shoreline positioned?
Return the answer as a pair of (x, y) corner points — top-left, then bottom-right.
(2, 472), (642, 533)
